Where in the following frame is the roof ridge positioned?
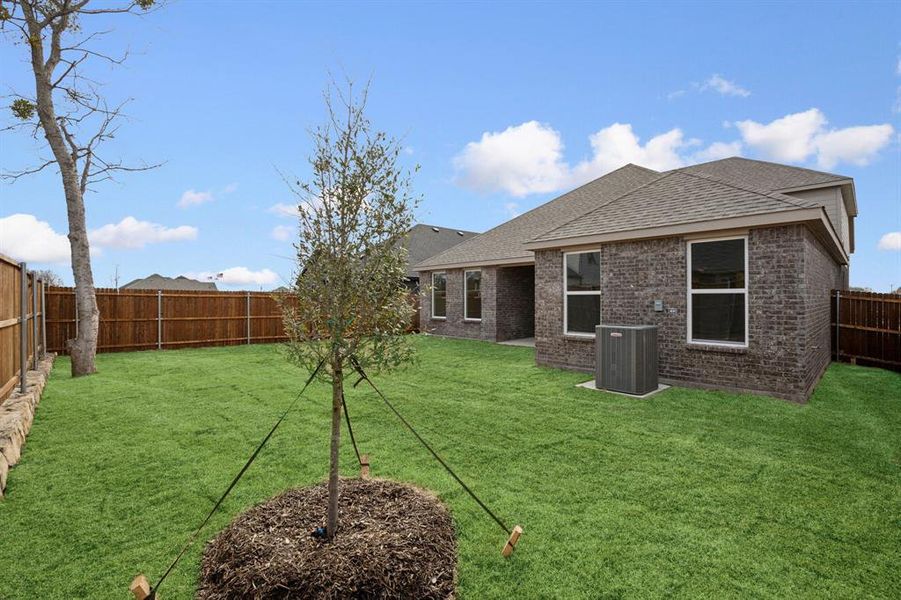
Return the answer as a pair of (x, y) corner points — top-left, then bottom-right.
(530, 170), (676, 242)
(676, 169), (821, 210)
(417, 164), (660, 268)
(411, 222), (478, 233)
(673, 156), (851, 179)
(714, 156), (847, 181)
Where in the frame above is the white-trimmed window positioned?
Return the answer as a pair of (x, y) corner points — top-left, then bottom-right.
(687, 236), (748, 346)
(564, 250), (601, 335)
(431, 272), (447, 319)
(464, 270), (482, 321)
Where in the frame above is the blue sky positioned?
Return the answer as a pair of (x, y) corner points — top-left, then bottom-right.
(1, 1), (899, 291)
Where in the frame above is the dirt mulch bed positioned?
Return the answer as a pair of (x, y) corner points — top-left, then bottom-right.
(197, 478), (457, 599)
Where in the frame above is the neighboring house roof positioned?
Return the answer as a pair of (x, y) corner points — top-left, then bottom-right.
(403, 224), (479, 277)
(120, 274), (218, 291)
(415, 164), (659, 270)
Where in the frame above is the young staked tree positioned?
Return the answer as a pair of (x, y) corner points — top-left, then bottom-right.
(2, 0), (157, 376)
(282, 83), (418, 539)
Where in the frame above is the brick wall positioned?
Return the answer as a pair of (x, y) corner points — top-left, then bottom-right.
(419, 265), (535, 342)
(419, 267), (497, 341)
(535, 224), (843, 402)
(800, 228), (845, 396)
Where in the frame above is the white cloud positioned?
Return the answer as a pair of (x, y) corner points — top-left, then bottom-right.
(667, 89), (686, 100)
(271, 225), (293, 241)
(454, 121), (696, 196)
(0, 214), (83, 264)
(735, 109), (825, 162)
(223, 182), (238, 194)
(878, 232), (901, 251)
(691, 140), (743, 163)
(178, 189), (214, 208)
(735, 108), (894, 168)
(700, 74), (751, 97)
(183, 267), (279, 287)
(453, 121), (569, 197)
(814, 124), (895, 169)
(89, 217), (197, 249)
(571, 124), (688, 182)
(268, 202), (301, 218)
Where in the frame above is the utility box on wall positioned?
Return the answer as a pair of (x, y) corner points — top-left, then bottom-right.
(596, 325), (658, 395)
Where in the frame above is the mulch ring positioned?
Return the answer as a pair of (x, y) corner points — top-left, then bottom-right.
(197, 477), (457, 599)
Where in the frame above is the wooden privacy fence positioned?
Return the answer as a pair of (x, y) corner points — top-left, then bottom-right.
(832, 289), (901, 372)
(0, 255), (48, 403)
(45, 287), (289, 354)
(45, 287), (423, 355)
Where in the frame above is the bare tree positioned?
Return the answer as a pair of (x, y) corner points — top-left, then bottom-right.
(282, 82), (418, 539)
(1, 0), (158, 376)
(33, 268), (64, 286)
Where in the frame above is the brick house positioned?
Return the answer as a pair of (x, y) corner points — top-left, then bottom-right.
(414, 158), (855, 402)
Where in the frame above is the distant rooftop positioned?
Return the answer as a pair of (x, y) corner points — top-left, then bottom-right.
(403, 223), (479, 278)
(120, 274), (218, 291)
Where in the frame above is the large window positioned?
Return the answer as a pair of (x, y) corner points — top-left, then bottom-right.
(464, 270), (482, 321)
(431, 272), (447, 319)
(564, 251), (601, 335)
(688, 236), (747, 346)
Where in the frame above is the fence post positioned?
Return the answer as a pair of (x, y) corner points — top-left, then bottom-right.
(32, 275), (39, 368)
(834, 289), (841, 362)
(19, 262), (27, 393)
(41, 281), (47, 358)
(246, 291), (251, 345)
(157, 290), (162, 350)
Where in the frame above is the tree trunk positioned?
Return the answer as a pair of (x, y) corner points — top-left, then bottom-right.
(326, 359), (343, 539)
(23, 11), (99, 377)
(66, 197), (99, 377)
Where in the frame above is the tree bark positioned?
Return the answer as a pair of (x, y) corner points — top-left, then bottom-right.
(326, 359), (343, 539)
(23, 6), (99, 376)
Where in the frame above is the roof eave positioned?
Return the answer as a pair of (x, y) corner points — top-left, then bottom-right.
(413, 256), (534, 272)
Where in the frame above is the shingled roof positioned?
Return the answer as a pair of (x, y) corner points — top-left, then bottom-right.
(414, 157), (852, 271)
(403, 224), (479, 277)
(679, 156), (849, 192)
(414, 164), (659, 270)
(530, 169), (824, 243)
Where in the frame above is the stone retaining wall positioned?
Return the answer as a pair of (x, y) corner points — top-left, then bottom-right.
(0, 354), (55, 498)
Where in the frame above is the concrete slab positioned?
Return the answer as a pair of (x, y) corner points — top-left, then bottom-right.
(576, 380), (670, 399)
(499, 337), (535, 348)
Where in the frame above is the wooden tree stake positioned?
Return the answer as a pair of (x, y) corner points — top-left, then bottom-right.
(360, 454), (370, 478)
(130, 574), (152, 600)
(502, 525), (523, 557)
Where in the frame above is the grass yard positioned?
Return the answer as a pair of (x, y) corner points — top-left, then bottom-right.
(0, 336), (899, 599)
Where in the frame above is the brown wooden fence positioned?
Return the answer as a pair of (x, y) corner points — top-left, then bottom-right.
(831, 289), (901, 372)
(45, 287), (421, 355)
(45, 287), (289, 354)
(1, 254), (48, 403)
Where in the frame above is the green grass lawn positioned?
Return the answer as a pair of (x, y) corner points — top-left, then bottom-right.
(1, 337), (899, 599)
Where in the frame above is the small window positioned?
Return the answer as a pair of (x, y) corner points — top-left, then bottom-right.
(564, 251), (601, 335)
(431, 272), (446, 319)
(688, 237), (747, 346)
(464, 270), (481, 321)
